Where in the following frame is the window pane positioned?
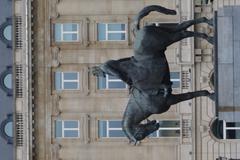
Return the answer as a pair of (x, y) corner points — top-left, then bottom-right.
(63, 23), (78, 31)
(170, 72), (180, 88)
(170, 72), (180, 79)
(54, 24), (61, 41)
(226, 130), (240, 139)
(109, 130), (125, 137)
(172, 81), (180, 88)
(149, 131), (157, 137)
(108, 24), (125, 31)
(109, 121), (122, 128)
(4, 73), (12, 89)
(98, 121), (107, 137)
(63, 72), (78, 80)
(4, 122), (13, 137)
(64, 121), (78, 128)
(64, 130), (79, 137)
(226, 122), (240, 127)
(159, 121), (180, 128)
(108, 33), (125, 40)
(108, 82), (126, 89)
(98, 77), (106, 89)
(98, 23), (106, 40)
(108, 75), (120, 80)
(55, 121), (62, 137)
(55, 72), (62, 90)
(63, 34), (78, 41)
(3, 25), (12, 41)
(63, 82), (78, 89)
(158, 130), (180, 137)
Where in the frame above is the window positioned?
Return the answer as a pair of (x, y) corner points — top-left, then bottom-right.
(3, 73), (12, 89)
(223, 121), (240, 139)
(0, 67), (13, 96)
(150, 120), (180, 137)
(55, 72), (80, 90)
(170, 72), (180, 88)
(98, 120), (125, 138)
(55, 120), (80, 138)
(0, 18), (12, 47)
(98, 74), (127, 90)
(0, 114), (13, 144)
(54, 23), (79, 42)
(97, 23), (126, 41)
(4, 121), (13, 138)
(3, 25), (12, 41)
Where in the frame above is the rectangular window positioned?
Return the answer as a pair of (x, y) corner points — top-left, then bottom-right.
(150, 120), (180, 137)
(97, 23), (126, 41)
(223, 121), (240, 139)
(170, 72), (181, 88)
(98, 74), (128, 90)
(98, 120), (125, 138)
(55, 72), (80, 90)
(54, 23), (79, 42)
(55, 120), (80, 138)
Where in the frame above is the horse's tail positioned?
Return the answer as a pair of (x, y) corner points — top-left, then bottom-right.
(132, 5), (177, 36)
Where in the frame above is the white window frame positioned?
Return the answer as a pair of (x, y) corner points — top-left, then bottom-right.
(98, 23), (127, 41)
(56, 120), (80, 138)
(99, 120), (124, 138)
(60, 72), (80, 90)
(150, 120), (181, 138)
(106, 120), (123, 138)
(223, 120), (240, 139)
(105, 74), (128, 89)
(56, 23), (79, 42)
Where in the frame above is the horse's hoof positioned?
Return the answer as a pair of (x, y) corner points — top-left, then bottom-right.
(207, 18), (214, 26)
(129, 139), (140, 146)
(209, 92), (215, 101)
(207, 37), (214, 45)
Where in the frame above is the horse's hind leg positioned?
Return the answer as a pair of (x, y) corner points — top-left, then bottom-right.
(184, 31), (213, 44)
(174, 17), (213, 32)
(166, 90), (211, 106)
(172, 30), (213, 44)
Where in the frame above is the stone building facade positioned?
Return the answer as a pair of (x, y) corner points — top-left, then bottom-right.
(13, 0), (240, 160)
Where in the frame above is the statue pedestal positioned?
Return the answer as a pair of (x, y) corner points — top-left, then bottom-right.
(215, 6), (240, 122)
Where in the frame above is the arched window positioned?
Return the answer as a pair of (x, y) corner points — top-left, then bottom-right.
(0, 18), (12, 48)
(0, 114), (13, 144)
(3, 73), (12, 89)
(0, 66), (13, 96)
(3, 25), (12, 41)
(4, 121), (13, 137)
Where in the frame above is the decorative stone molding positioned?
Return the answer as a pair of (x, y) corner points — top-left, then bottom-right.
(199, 125), (209, 133)
(49, 0), (60, 19)
(51, 143), (62, 160)
(52, 47), (60, 67)
(83, 18), (90, 47)
(52, 95), (61, 116)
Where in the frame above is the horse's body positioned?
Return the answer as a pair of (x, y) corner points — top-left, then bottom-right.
(92, 5), (214, 144)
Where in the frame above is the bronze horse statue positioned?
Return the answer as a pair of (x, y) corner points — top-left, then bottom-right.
(92, 5), (214, 144)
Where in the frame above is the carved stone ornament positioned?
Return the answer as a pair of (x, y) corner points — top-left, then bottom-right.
(52, 47), (60, 67)
(50, 0), (60, 19)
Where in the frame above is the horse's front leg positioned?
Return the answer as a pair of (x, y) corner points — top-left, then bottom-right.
(167, 90), (214, 106)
